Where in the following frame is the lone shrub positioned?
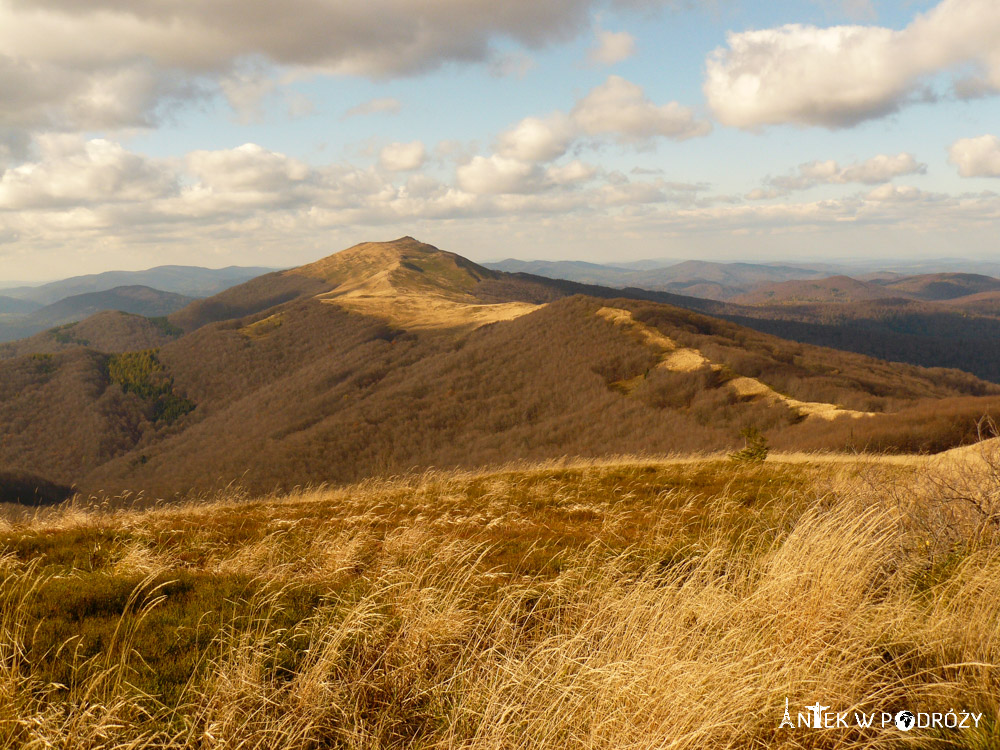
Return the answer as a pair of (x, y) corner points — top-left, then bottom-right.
(730, 426), (769, 463)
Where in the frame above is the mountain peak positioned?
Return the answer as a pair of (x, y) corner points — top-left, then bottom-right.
(290, 237), (535, 331)
(292, 237), (491, 292)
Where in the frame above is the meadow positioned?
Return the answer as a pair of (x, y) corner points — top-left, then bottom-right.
(1, 449), (999, 748)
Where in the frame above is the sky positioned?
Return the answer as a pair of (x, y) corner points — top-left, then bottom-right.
(1, 0), (1000, 280)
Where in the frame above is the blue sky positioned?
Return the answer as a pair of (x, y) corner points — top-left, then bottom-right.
(0, 0), (998, 280)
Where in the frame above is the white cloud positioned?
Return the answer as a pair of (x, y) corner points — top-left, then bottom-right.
(840, 153), (926, 183)
(768, 152), (926, 191)
(379, 141), (427, 172)
(493, 77), (707, 166)
(343, 98), (402, 118)
(864, 183), (926, 202)
(5, 133), (1000, 280)
(496, 114), (576, 162)
(948, 134), (1000, 177)
(705, 0), (1000, 129)
(0, 136), (175, 210)
(0, 54), (199, 134)
(0, 0), (674, 138)
(456, 155), (544, 194)
(572, 75), (711, 141)
(185, 143), (311, 193)
(546, 160), (597, 185)
(589, 29), (637, 65)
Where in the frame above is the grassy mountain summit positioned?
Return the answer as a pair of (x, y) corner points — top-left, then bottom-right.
(301, 237), (538, 330)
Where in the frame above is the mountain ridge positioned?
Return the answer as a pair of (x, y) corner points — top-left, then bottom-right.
(2, 236), (999, 502)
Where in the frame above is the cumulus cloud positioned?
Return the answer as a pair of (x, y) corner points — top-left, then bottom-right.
(455, 76), (707, 198)
(0, 54), (199, 134)
(343, 97), (402, 118)
(496, 114), (576, 162)
(456, 155), (544, 194)
(0, 0), (679, 138)
(948, 134), (1000, 177)
(185, 143), (311, 193)
(494, 77), (706, 165)
(0, 135), (175, 210)
(379, 141), (426, 172)
(588, 28), (637, 65)
(546, 160), (598, 185)
(705, 0), (1000, 128)
(5, 133), (1000, 279)
(864, 183), (927, 202)
(573, 75), (711, 141)
(766, 152), (926, 192)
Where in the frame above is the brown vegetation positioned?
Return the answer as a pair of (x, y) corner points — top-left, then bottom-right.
(4, 238), (1000, 500)
(1, 454), (999, 747)
(0, 312), (182, 360)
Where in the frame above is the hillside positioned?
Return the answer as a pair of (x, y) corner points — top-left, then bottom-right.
(878, 272), (1000, 301)
(0, 286), (195, 343)
(507, 269), (1000, 383)
(732, 275), (895, 305)
(0, 295), (41, 314)
(2, 237), (1000, 499)
(0, 311), (182, 360)
(2, 454), (999, 747)
(700, 298), (1000, 382)
(944, 290), (1000, 316)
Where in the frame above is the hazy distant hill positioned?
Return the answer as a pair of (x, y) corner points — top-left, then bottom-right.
(943, 290), (1000, 316)
(3, 237), (999, 501)
(732, 276), (895, 305)
(2, 264), (274, 305)
(0, 285), (194, 342)
(0, 310), (182, 360)
(876, 273), (1000, 301)
(27, 286), (194, 327)
(487, 259), (827, 300)
(0, 295), (41, 314)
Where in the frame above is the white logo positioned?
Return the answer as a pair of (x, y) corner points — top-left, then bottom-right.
(894, 711), (915, 731)
(778, 698), (981, 732)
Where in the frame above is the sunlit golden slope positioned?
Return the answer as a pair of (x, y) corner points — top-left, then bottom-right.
(293, 236), (540, 330)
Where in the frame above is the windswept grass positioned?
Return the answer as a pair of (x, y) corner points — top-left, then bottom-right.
(1, 456), (999, 748)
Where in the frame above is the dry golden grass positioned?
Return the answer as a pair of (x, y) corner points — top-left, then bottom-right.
(596, 305), (874, 422)
(1, 455), (999, 748)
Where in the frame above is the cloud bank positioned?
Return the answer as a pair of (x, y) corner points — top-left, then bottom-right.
(705, 0), (1000, 128)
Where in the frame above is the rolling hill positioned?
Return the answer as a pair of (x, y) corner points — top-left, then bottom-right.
(2, 236), (1000, 502)
(732, 276), (894, 305)
(0, 311), (182, 360)
(0, 295), (41, 314)
(486, 259), (828, 300)
(0, 285), (195, 343)
(877, 272), (1000, 301)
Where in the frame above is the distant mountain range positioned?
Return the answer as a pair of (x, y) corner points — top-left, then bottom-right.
(1, 264), (277, 305)
(0, 265), (275, 343)
(486, 259), (1000, 302)
(0, 285), (195, 343)
(3, 237), (999, 504)
(486, 259), (830, 300)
